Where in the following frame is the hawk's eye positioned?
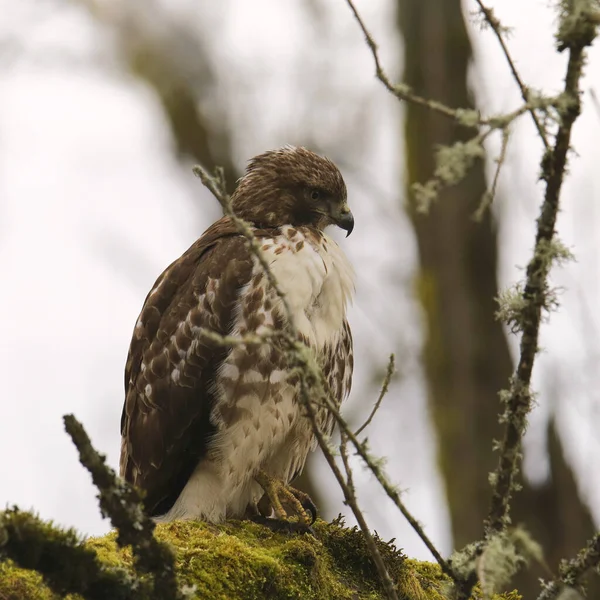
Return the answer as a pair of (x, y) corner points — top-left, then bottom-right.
(310, 189), (321, 201)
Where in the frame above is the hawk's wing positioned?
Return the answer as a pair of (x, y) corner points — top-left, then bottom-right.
(120, 217), (259, 516)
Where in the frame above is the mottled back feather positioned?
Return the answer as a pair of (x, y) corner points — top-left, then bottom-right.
(121, 218), (276, 515)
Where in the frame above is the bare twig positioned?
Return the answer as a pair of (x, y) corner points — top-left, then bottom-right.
(537, 533), (600, 600)
(355, 353), (395, 436)
(192, 164), (230, 210)
(63, 415), (184, 600)
(345, 0), (476, 124)
(0, 508), (141, 600)
(345, 0), (558, 136)
(474, 0), (550, 149)
(486, 4), (597, 536)
(474, 126), (510, 221)
(318, 383), (453, 577)
(302, 389), (399, 600)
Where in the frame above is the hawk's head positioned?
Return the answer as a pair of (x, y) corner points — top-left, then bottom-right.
(231, 146), (354, 236)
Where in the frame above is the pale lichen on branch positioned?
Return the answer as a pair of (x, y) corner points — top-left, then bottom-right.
(345, 0), (600, 596)
(486, 1), (597, 537)
(345, 0), (561, 213)
(537, 532), (600, 600)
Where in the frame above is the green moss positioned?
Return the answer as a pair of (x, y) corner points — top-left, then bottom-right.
(0, 559), (58, 600)
(0, 517), (523, 600)
(396, 560), (522, 600)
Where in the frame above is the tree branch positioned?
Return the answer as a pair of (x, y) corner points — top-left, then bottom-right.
(537, 532), (600, 600)
(486, 2), (597, 536)
(0, 508), (142, 600)
(63, 415), (184, 600)
(474, 126), (510, 220)
(474, 0), (550, 149)
(345, 0), (478, 124)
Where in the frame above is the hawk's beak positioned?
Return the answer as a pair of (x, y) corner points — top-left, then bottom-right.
(332, 204), (354, 237)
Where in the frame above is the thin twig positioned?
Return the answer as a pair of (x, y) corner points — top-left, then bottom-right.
(474, 126), (510, 221)
(191, 163), (230, 209)
(319, 384), (453, 577)
(355, 354), (395, 436)
(301, 384), (399, 600)
(486, 5), (597, 536)
(345, 0), (475, 124)
(537, 532), (600, 600)
(474, 0), (550, 149)
(63, 415), (184, 600)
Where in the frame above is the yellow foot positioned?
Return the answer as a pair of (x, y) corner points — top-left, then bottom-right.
(254, 470), (317, 525)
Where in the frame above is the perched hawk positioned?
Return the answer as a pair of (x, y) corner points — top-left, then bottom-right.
(120, 147), (354, 527)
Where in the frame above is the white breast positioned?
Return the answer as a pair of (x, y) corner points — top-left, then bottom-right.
(259, 225), (355, 349)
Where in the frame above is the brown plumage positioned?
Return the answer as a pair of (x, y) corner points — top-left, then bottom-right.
(120, 146), (355, 524)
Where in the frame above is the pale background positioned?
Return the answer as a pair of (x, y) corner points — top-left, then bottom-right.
(1, 0), (599, 561)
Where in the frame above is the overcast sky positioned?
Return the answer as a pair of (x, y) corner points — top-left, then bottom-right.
(0, 0), (599, 561)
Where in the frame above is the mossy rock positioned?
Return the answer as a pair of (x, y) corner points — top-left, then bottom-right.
(0, 517), (521, 599)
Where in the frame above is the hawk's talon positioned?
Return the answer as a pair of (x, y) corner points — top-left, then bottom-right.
(287, 485), (318, 525)
(254, 470), (315, 525)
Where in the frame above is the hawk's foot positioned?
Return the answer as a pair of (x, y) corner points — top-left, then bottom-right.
(286, 485), (317, 524)
(250, 514), (315, 535)
(254, 470), (317, 525)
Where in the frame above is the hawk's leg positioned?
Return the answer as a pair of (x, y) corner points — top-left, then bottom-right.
(254, 470), (317, 525)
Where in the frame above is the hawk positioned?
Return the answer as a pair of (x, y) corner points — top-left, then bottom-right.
(120, 146), (354, 528)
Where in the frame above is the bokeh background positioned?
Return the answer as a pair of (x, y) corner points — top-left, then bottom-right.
(1, 0), (599, 595)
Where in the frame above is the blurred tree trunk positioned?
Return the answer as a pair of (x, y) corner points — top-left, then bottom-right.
(398, 0), (512, 546)
(396, 0), (598, 596)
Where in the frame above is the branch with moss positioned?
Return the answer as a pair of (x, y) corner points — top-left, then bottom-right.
(307, 366), (454, 581)
(346, 0), (563, 132)
(537, 532), (600, 600)
(346, 0), (561, 213)
(345, 0), (468, 122)
(63, 414), (185, 600)
(485, 2), (597, 536)
(0, 508), (143, 600)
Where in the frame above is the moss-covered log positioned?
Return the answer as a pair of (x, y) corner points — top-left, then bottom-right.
(0, 513), (523, 600)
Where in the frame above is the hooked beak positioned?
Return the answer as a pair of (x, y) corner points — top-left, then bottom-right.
(332, 204), (354, 237)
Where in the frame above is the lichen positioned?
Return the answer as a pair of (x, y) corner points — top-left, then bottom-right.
(0, 516), (524, 599)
